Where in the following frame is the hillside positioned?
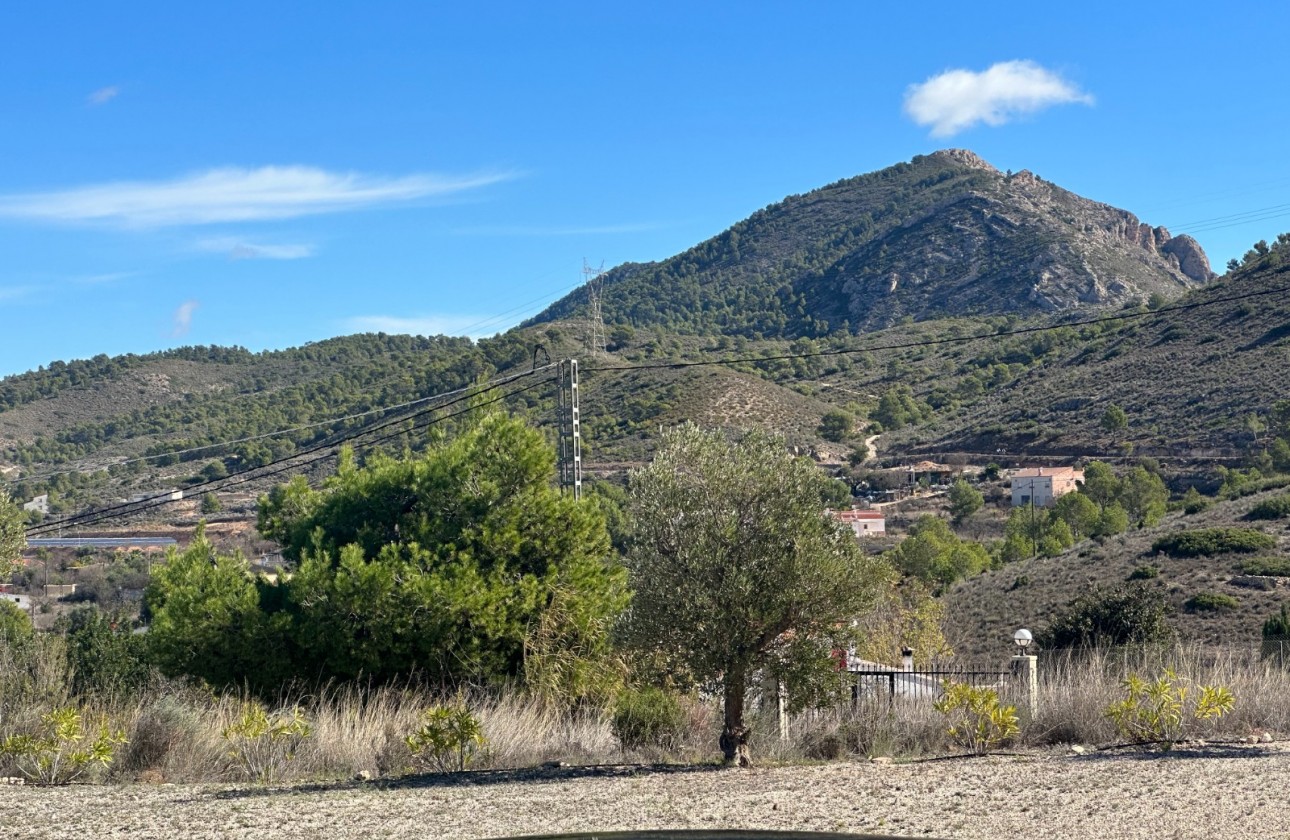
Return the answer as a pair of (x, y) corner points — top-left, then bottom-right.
(942, 482), (1290, 658)
(528, 149), (1212, 337)
(2, 159), (1287, 519)
(889, 255), (1290, 459)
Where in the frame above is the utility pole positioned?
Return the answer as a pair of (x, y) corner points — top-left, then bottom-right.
(557, 359), (583, 500)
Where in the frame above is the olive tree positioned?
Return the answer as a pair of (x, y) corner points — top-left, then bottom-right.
(0, 490), (25, 582)
(625, 424), (892, 766)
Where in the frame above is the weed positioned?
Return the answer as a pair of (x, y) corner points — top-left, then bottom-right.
(933, 681), (1018, 754)
(221, 703), (311, 782)
(405, 704), (486, 773)
(0, 707), (125, 785)
(1104, 669), (1234, 749)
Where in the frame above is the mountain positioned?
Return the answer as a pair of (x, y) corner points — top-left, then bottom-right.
(527, 149), (1213, 338)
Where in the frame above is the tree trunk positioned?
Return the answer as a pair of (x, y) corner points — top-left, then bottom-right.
(720, 668), (752, 767)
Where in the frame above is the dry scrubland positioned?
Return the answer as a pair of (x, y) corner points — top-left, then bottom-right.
(6, 647), (1290, 838)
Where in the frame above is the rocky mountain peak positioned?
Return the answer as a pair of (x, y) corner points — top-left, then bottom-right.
(926, 148), (999, 172)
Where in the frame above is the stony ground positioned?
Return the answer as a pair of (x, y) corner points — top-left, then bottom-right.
(5, 745), (1290, 839)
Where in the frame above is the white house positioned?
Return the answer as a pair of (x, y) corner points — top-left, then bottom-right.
(22, 494), (49, 515)
(830, 508), (887, 537)
(0, 593), (31, 612)
(1011, 467), (1084, 508)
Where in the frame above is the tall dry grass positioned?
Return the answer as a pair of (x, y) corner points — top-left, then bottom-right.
(7, 639), (1290, 784)
(1028, 644), (1290, 745)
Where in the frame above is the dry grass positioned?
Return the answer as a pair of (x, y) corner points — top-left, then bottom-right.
(6, 637), (1290, 785)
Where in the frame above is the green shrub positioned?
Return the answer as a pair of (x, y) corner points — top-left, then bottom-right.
(221, 703), (311, 782)
(933, 681), (1018, 754)
(1151, 528), (1277, 558)
(1181, 487), (1211, 515)
(1036, 584), (1172, 649)
(611, 687), (686, 751)
(1245, 495), (1290, 521)
(1237, 557), (1290, 577)
(1184, 592), (1240, 613)
(1263, 604), (1290, 639)
(1127, 565), (1159, 581)
(1104, 670), (1234, 750)
(0, 707), (126, 784)
(405, 704), (486, 773)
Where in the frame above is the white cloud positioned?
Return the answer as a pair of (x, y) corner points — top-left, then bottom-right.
(88, 86), (120, 106)
(0, 166), (514, 228)
(903, 60), (1093, 137)
(198, 237), (315, 260)
(345, 314), (491, 338)
(170, 300), (198, 337)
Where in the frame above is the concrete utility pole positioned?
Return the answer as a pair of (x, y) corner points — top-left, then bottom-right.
(557, 359), (583, 500)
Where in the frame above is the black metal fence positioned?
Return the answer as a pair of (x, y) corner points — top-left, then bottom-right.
(847, 667), (1011, 707)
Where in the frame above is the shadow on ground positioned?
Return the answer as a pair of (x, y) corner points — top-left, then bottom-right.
(1072, 743), (1275, 762)
(192, 762), (728, 802)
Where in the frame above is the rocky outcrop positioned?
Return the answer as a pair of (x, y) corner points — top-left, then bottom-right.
(1162, 234), (1216, 283)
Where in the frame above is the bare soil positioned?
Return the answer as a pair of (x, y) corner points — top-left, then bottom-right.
(6, 745), (1289, 839)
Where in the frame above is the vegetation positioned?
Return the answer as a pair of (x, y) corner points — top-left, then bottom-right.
(0, 490), (25, 580)
(1244, 493), (1290, 520)
(886, 516), (990, 589)
(221, 703), (312, 782)
(1238, 557), (1290, 577)
(1104, 670), (1234, 750)
(1151, 528), (1277, 558)
(947, 479), (983, 525)
(1183, 592), (1240, 613)
(611, 687), (686, 751)
(405, 704), (487, 774)
(1036, 584), (1173, 649)
(147, 412), (629, 698)
(933, 682), (1018, 755)
(1263, 604), (1290, 639)
(0, 707), (126, 785)
(624, 424), (892, 766)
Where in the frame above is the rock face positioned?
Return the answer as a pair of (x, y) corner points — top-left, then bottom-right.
(528, 150), (1214, 337)
(1162, 234), (1216, 283)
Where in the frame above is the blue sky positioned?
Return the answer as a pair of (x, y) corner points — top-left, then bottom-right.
(2, 2), (1289, 378)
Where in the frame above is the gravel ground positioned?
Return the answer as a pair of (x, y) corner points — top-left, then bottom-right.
(5, 745), (1289, 839)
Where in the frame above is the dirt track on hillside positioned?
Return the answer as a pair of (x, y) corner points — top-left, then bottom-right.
(6, 745), (1288, 839)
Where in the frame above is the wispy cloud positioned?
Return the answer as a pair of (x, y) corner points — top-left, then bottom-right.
(0, 166), (514, 228)
(170, 300), (198, 337)
(345, 314), (492, 338)
(198, 237), (315, 260)
(904, 60), (1093, 137)
(88, 86), (120, 106)
(73, 271), (135, 286)
(451, 222), (663, 237)
(0, 285), (39, 303)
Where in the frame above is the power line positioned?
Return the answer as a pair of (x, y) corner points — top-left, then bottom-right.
(24, 374), (556, 536)
(5, 377), (520, 486)
(582, 276), (1290, 374)
(24, 367), (555, 536)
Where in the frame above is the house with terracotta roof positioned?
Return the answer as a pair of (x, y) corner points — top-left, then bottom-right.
(830, 508), (886, 537)
(1011, 466), (1084, 507)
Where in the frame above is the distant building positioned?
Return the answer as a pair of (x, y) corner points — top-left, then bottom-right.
(831, 508), (887, 537)
(0, 593), (31, 612)
(22, 494), (49, 515)
(128, 489), (183, 503)
(1011, 467), (1084, 508)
